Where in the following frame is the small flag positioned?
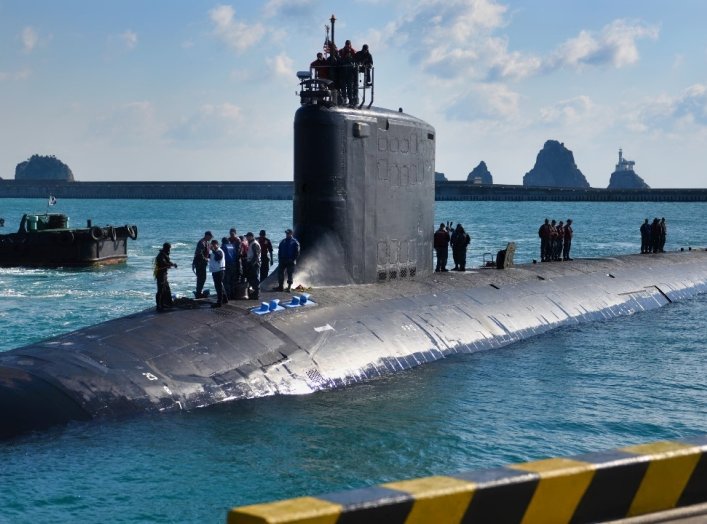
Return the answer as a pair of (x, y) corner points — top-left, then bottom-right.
(48, 195), (57, 206)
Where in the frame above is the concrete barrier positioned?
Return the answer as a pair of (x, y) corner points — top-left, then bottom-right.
(227, 435), (707, 523)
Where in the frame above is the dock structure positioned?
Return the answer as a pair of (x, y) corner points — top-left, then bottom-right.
(227, 434), (707, 523)
(1, 180), (706, 201)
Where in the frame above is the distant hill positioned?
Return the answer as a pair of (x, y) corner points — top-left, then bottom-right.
(523, 140), (590, 188)
(15, 154), (75, 182)
(435, 171), (448, 182)
(467, 161), (493, 184)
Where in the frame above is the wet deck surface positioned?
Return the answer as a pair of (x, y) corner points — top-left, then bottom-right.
(208, 250), (707, 313)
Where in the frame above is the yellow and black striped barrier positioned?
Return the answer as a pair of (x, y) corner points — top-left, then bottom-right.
(227, 436), (707, 523)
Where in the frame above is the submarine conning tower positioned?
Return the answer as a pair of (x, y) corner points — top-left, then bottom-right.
(293, 29), (436, 286)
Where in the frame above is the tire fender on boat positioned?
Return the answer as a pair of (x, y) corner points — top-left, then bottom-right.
(90, 226), (103, 241)
(127, 225), (138, 240)
(108, 226), (117, 242)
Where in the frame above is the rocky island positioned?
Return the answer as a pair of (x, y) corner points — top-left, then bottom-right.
(467, 161), (493, 184)
(15, 154), (75, 182)
(523, 140), (590, 188)
(607, 149), (650, 189)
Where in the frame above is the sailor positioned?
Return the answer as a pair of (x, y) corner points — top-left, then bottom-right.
(433, 222), (450, 272)
(338, 40), (357, 105)
(276, 228), (300, 292)
(238, 235), (249, 282)
(640, 219), (650, 254)
(154, 242), (177, 311)
(555, 221), (564, 261)
(310, 52), (329, 80)
(549, 220), (558, 261)
(450, 224), (459, 270)
(192, 231), (212, 298)
(538, 219), (550, 262)
(651, 218), (660, 253)
(228, 228), (242, 283)
(563, 219), (573, 261)
(659, 218), (667, 252)
(451, 224), (470, 271)
(354, 44), (373, 86)
(245, 232), (262, 300)
(222, 236), (237, 299)
(208, 239), (228, 308)
(257, 230), (274, 283)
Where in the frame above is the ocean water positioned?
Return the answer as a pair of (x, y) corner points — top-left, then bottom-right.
(0, 198), (706, 523)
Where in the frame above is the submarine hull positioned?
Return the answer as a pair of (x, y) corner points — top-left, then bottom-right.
(1, 251), (705, 438)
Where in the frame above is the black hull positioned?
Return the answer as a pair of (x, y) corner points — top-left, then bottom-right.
(0, 251), (705, 438)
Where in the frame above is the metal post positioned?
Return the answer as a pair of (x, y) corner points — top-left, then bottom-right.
(330, 14), (336, 48)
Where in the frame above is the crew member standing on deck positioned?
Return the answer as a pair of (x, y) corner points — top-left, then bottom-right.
(192, 231), (212, 298)
(538, 218), (550, 262)
(549, 220), (558, 261)
(154, 242), (177, 311)
(651, 218), (660, 253)
(257, 230), (274, 283)
(659, 218), (667, 252)
(222, 236), (237, 299)
(451, 224), (470, 271)
(434, 223), (450, 272)
(640, 219), (650, 254)
(276, 229), (300, 292)
(208, 239), (228, 308)
(245, 232), (262, 300)
(563, 219), (573, 261)
(555, 221), (564, 261)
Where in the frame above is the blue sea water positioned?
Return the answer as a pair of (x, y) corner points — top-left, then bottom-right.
(0, 198), (706, 523)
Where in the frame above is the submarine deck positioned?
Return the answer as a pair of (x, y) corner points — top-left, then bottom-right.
(233, 250), (707, 312)
(1, 249), (705, 438)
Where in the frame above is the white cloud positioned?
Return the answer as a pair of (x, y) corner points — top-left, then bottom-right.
(626, 84), (707, 134)
(21, 26), (39, 53)
(263, 0), (314, 18)
(166, 102), (244, 146)
(392, 0), (508, 77)
(384, 1), (658, 84)
(539, 96), (594, 125)
(547, 19), (659, 70)
(209, 5), (266, 53)
(447, 83), (520, 121)
(120, 30), (138, 50)
(89, 101), (166, 146)
(267, 53), (294, 79)
(0, 68), (31, 82)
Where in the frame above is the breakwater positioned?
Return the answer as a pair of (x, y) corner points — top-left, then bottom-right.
(1, 180), (706, 201)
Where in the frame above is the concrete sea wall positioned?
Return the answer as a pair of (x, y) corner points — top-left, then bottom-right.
(2, 180), (706, 201)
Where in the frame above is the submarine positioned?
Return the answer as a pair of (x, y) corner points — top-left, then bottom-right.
(1, 23), (707, 439)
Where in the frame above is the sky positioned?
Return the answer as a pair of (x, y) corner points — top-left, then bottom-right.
(1, 0), (707, 188)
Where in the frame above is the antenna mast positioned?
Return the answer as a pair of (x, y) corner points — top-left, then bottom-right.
(330, 14), (336, 48)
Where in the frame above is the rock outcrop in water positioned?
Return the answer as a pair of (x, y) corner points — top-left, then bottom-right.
(523, 140), (590, 188)
(607, 149), (649, 189)
(467, 161), (493, 185)
(15, 154), (75, 181)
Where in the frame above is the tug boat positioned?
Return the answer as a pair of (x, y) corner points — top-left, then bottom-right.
(0, 213), (138, 267)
